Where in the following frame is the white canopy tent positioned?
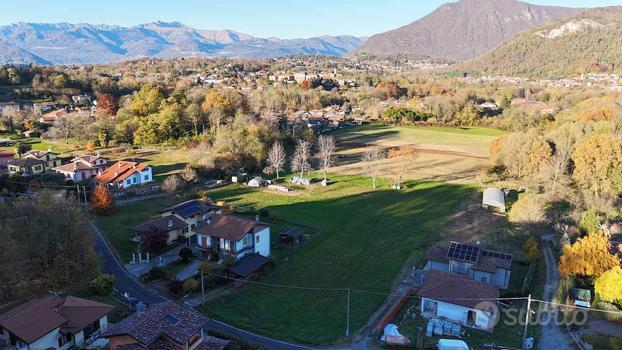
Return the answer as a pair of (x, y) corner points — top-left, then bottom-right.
(482, 188), (506, 213)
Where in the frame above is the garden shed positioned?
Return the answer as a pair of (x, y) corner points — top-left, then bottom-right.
(247, 177), (264, 188)
(482, 188), (506, 213)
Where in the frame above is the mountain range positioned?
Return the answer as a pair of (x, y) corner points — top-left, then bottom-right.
(463, 7), (622, 77)
(351, 0), (585, 61)
(0, 21), (364, 65)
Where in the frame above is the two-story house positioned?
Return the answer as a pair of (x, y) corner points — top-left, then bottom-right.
(94, 161), (153, 189)
(196, 214), (270, 260)
(131, 215), (189, 247)
(0, 296), (114, 350)
(103, 302), (228, 350)
(422, 241), (512, 289)
(159, 200), (222, 245)
(6, 158), (45, 176)
(23, 150), (62, 170)
(52, 154), (108, 182)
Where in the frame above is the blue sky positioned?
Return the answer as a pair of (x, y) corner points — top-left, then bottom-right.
(1, 0), (620, 38)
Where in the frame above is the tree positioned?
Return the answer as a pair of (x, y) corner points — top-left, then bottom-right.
(317, 135), (335, 181)
(198, 261), (213, 275)
(96, 93), (118, 116)
(559, 232), (619, 278)
(522, 237), (542, 262)
(291, 140), (312, 178)
(162, 174), (185, 193)
(141, 228), (169, 252)
(90, 186), (115, 216)
(13, 142), (31, 157)
(595, 267), (622, 304)
(0, 223), (18, 301)
(130, 85), (164, 117)
(88, 274), (115, 296)
(388, 145), (416, 187)
(572, 134), (622, 198)
(180, 165), (198, 184)
(5, 191), (98, 289)
(264, 142), (286, 179)
(179, 247), (194, 264)
(86, 141), (95, 153)
(185, 102), (204, 135)
(362, 147), (384, 189)
(201, 90), (234, 129)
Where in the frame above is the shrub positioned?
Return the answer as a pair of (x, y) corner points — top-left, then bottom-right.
(508, 195), (547, 224)
(179, 247), (194, 264)
(167, 280), (183, 296)
(579, 208), (601, 235)
(144, 266), (166, 282)
(183, 278), (199, 294)
(522, 237), (542, 262)
(88, 274), (115, 296)
(224, 256), (236, 267)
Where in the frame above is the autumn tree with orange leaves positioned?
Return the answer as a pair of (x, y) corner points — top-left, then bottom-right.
(90, 186), (115, 216)
(558, 232), (618, 278)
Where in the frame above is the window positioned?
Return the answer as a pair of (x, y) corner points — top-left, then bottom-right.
(481, 276), (487, 283)
(243, 236), (249, 246)
(133, 177), (137, 183)
(58, 333), (72, 347)
(126, 179), (131, 185)
(255, 234), (260, 243)
(191, 223), (196, 231)
(144, 175), (150, 181)
(182, 226), (189, 234)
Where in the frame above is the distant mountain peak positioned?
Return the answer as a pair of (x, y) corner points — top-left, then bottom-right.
(352, 0), (586, 61)
(0, 21), (363, 64)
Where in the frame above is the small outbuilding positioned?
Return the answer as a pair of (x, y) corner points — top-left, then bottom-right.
(247, 177), (265, 188)
(279, 228), (303, 245)
(482, 188), (506, 213)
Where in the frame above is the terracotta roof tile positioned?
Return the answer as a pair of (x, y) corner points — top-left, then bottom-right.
(197, 215), (268, 241)
(417, 270), (499, 309)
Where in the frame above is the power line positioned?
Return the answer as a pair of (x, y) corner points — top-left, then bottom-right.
(531, 298), (622, 316)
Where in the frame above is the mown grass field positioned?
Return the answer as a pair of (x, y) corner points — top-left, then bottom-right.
(196, 175), (472, 344)
(330, 124), (504, 183)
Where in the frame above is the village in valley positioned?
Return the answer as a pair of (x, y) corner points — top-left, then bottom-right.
(1, 1), (622, 350)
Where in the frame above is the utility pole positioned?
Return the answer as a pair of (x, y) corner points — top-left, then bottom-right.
(76, 184), (81, 202)
(201, 270), (205, 305)
(345, 288), (351, 337)
(83, 186), (88, 204)
(522, 294), (532, 350)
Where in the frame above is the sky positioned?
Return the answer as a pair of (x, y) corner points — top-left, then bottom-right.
(1, 0), (621, 39)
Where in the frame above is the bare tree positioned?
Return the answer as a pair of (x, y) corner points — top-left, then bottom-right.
(317, 135), (336, 181)
(162, 174), (186, 193)
(549, 136), (572, 194)
(291, 140), (312, 178)
(388, 145), (416, 188)
(264, 142), (286, 179)
(180, 165), (199, 183)
(362, 147), (384, 189)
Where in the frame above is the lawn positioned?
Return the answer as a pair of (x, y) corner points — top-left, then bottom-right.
(0, 133), (80, 155)
(194, 174), (472, 344)
(329, 124), (504, 183)
(95, 193), (195, 262)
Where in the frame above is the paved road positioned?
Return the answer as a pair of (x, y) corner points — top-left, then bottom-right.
(90, 222), (315, 350)
(539, 236), (573, 350)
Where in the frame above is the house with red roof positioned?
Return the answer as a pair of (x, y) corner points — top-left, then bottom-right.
(418, 270), (500, 331)
(94, 161), (153, 189)
(0, 150), (14, 168)
(0, 295), (114, 350)
(52, 154), (108, 182)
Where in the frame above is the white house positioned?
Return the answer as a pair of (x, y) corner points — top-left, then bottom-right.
(423, 241), (512, 289)
(0, 296), (114, 350)
(94, 160), (153, 189)
(23, 149), (62, 171)
(418, 270), (500, 331)
(52, 154), (108, 182)
(196, 214), (270, 260)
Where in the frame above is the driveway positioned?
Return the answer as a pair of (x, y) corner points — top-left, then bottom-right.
(90, 222), (316, 350)
(539, 236), (573, 350)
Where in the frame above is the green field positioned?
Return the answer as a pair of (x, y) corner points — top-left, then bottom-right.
(198, 175), (471, 344)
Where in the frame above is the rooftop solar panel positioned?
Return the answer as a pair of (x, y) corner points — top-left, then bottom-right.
(446, 242), (480, 263)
